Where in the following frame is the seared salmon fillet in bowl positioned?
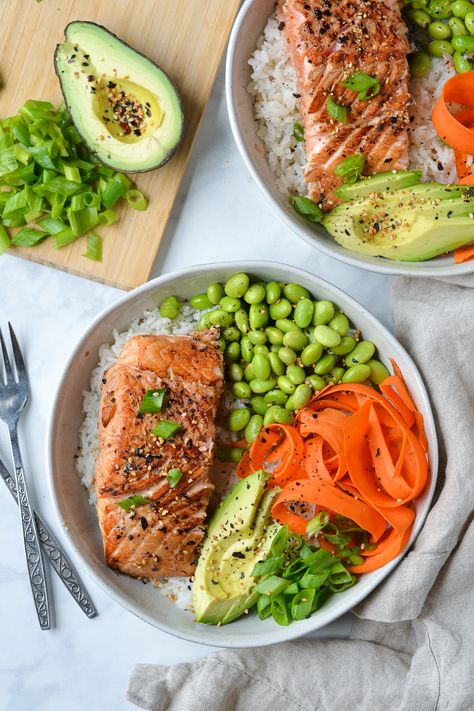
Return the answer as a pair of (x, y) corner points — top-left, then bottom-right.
(95, 332), (223, 579)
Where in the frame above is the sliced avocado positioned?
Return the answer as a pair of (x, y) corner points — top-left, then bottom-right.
(54, 22), (183, 172)
(322, 190), (474, 261)
(335, 170), (422, 202)
(401, 183), (463, 200)
(192, 471), (280, 625)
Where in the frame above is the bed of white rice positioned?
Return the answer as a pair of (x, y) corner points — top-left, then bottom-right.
(247, 14), (458, 196)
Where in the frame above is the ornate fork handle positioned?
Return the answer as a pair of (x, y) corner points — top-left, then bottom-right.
(1, 457), (97, 618)
(9, 425), (50, 629)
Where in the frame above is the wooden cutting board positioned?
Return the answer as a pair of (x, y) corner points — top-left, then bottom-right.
(0, 0), (240, 289)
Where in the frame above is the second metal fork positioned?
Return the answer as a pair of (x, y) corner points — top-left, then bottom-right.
(0, 324), (50, 629)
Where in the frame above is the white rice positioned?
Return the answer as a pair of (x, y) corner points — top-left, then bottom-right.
(247, 14), (457, 194)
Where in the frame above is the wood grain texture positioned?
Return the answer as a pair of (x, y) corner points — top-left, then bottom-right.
(0, 0), (240, 289)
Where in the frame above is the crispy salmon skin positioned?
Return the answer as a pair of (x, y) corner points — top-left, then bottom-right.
(95, 330), (223, 578)
(277, 0), (412, 209)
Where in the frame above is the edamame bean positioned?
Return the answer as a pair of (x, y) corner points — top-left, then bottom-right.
(241, 336), (254, 363)
(428, 39), (454, 55)
(250, 396), (268, 416)
(428, 20), (451, 38)
(265, 326), (284, 345)
(270, 344), (280, 353)
(278, 346), (297, 365)
(448, 16), (468, 34)
(314, 354), (336, 375)
(342, 364), (371, 384)
(464, 10), (474, 32)
(244, 363), (255, 381)
(287, 364), (306, 385)
(269, 299), (292, 320)
(244, 283), (266, 305)
(283, 330), (308, 352)
(207, 282), (225, 304)
(329, 312), (350, 336)
(452, 34), (474, 50)
(249, 303), (269, 330)
(366, 358), (390, 385)
(284, 283), (310, 303)
(300, 342), (323, 366)
(252, 353), (271, 380)
(208, 309), (234, 327)
(313, 300), (335, 325)
(220, 296), (241, 313)
(294, 298), (314, 328)
(344, 340), (376, 366)
(275, 318), (302, 333)
(326, 367), (345, 383)
(224, 273), (249, 298)
(331, 335), (356, 355)
(228, 363), (244, 382)
(225, 341), (240, 363)
(452, 0), (473, 17)
(291, 384), (312, 409)
(266, 281), (281, 304)
(314, 324), (341, 348)
(235, 308), (250, 334)
(216, 446), (244, 463)
(222, 326), (240, 342)
(254, 344), (269, 355)
(159, 295), (180, 319)
(409, 51), (431, 77)
(407, 7), (431, 25)
(245, 414), (264, 443)
(428, 0), (452, 18)
(198, 312), (213, 329)
(308, 374), (326, 391)
(264, 405), (293, 426)
(278, 375), (297, 394)
(264, 389), (288, 405)
(248, 330), (267, 345)
(190, 292), (213, 310)
(268, 351), (285, 376)
(453, 49), (474, 70)
(233, 381), (251, 399)
(250, 378), (277, 394)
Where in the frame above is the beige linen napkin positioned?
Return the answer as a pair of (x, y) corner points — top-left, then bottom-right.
(128, 275), (474, 711)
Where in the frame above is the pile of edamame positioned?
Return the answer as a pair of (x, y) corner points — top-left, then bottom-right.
(160, 273), (390, 446)
(405, 0), (474, 76)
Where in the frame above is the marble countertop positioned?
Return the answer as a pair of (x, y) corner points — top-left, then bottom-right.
(0, 65), (393, 711)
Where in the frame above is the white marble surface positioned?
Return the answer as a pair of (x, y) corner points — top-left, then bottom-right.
(0, 64), (393, 711)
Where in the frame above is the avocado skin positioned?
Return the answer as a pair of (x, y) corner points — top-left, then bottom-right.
(54, 21), (184, 173)
(192, 471), (280, 626)
(323, 185), (474, 261)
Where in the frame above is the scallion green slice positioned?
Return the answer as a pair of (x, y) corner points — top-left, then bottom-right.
(327, 96), (347, 123)
(251, 556), (284, 578)
(125, 188), (148, 211)
(255, 575), (289, 597)
(139, 388), (166, 414)
(151, 419), (181, 439)
(0, 223), (10, 255)
(102, 173), (132, 208)
(167, 468), (183, 488)
(293, 122), (304, 142)
(117, 495), (151, 512)
(342, 72), (381, 100)
(290, 588), (316, 621)
(54, 227), (77, 249)
(68, 206), (99, 236)
(82, 231), (102, 261)
(11, 227), (47, 247)
(306, 510), (330, 536)
(289, 195), (323, 223)
(334, 154), (366, 184)
(270, 595), (291, 626)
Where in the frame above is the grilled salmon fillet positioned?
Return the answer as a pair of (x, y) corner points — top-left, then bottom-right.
(95, 330), (223, 578)
(277, 0), (412, 209)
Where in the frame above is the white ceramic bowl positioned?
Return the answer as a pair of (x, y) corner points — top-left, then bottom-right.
(226, 0), (474, 277)
(47, 262), (438, 647)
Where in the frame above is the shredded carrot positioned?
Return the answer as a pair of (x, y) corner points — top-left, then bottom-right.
(242, 363), (429, 574)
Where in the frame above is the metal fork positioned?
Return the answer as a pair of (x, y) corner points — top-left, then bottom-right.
(0, 323), (50, 629)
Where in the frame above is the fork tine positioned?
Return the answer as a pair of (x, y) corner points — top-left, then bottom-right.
(0, 327), (13, 383)
(8, 323), (27, 384)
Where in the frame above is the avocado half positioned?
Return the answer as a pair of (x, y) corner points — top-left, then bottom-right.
(54, 22), (183, 172)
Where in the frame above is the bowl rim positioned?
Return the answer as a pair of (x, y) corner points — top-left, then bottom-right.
(225, 0), (474, 278)
(46, 260), (438, 647)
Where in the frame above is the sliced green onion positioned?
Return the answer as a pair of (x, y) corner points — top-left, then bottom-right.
(26, 143), (58, 170)
(306, 510), (330, 536)
(257, 594), (272, 620)
(38, 216), (68, 234)
(34, 176), (84, 197)
(251, 556), (284, 578)
(327, 96), (347, 123)
(3, 190), (27, 215)
(270, 595), (291, 626)
(54, 227), (76, 249)
(70, 191), (100, 212)
(117, 494), (151, 512)
(255, 575), (289, 597)
(98, 208), (118, 226)
(290, 588), (316, 621)
(19, 99), (57, 123)
(139, 388), (166, 414)
(0, 147), (18, 176)
(11, 227), (47, 246)
(282, 582), (299, 595)
(68, 206), (99, 236)
(334, 154), (366, 184)
(82, 231), (102, 261)
(102, 173), (132, 208)
(304, 549), (338, 574)
(167, 468), (183, 488)
(63, 163), (81, 183)
(327, 563), (356, 592)
(289, 195), (323, 223)
(151, 419), (181, 439)
(299, 569), (330, 589)
(126, 188), (148, 211)
(293, 122), (304, 142)
(215, 445), (244, 463)
(0, 223), (10, 255)
(270, 525), (289, 557)
(342, 72), (381, 100)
